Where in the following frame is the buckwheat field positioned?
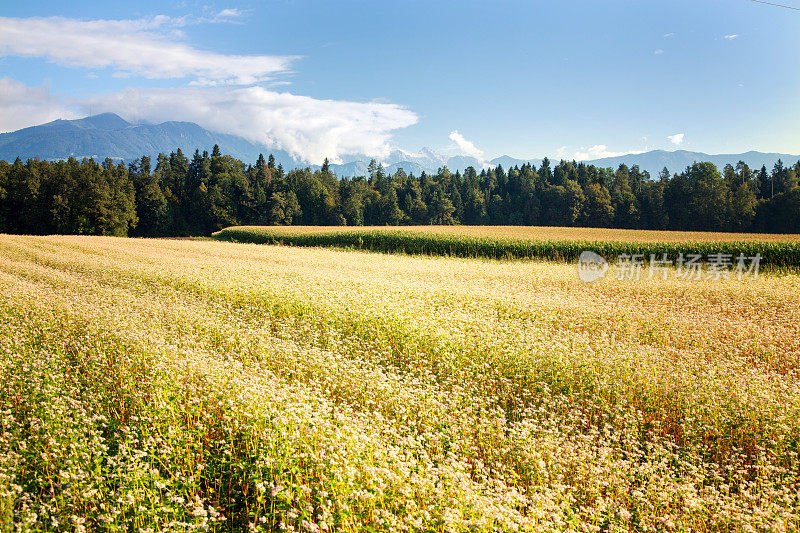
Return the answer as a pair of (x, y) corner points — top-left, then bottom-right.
(1, 234), (799, 532)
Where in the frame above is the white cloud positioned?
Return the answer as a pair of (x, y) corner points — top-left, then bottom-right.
(663, 32), (674, 38)
(654, 49), (664, 55)
(0, 77), (79, 133)
(557, 144), (644, 161)
(215, 8), (245, 20)
(448, 130), (484, 161)
(0, 16), (298, 85)
(724, 34), (738, 40)
(667, 133), (685, 145)
(79, 85), (417, 164)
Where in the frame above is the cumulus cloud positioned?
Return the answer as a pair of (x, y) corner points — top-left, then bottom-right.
(654, 49), (664, 55)
(79, 86), (418, 164)
(0, 77), (79, 133)
(448, 130), (485, 161)
(724, 34), (738, 40)
(667, 133), (685, 145)
(557, 144), (644, 161)
(0, 16), (298, 85)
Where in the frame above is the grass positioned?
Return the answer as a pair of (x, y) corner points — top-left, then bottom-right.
(213, 225), (800, 269)
(1, 235), (799, 531)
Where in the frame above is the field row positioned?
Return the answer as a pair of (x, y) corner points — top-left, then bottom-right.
(213, 226), (800, 269)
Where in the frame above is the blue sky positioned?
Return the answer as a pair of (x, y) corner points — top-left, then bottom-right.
(0, 0), (798, 163)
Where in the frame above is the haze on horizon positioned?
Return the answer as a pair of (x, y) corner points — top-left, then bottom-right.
(0, 0), (798, 165)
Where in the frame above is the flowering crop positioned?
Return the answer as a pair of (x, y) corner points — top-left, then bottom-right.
(0, 235), (799, 531)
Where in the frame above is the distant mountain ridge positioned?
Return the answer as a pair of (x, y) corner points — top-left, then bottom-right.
(1, 114), (797, 178)
(0, 113), (304, 169)
(578, 149), (800, 177)
(328, 150), (800, 179)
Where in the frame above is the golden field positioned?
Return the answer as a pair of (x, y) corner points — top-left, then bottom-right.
(0, 235), (799, 532)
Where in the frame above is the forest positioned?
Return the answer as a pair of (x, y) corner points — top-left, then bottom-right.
(0, 144), (799, 236)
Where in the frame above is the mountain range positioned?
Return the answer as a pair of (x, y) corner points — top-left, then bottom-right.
(1, 113), (797, 178)
(0, 113), (305, 170)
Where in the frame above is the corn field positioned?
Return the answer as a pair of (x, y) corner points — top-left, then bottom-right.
(213, 226), (800, 269)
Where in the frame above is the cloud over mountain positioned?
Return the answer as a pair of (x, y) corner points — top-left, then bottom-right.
(82, 86), (418, 164)
(0, 78), (79, 133)
(668, 133), (686, 146)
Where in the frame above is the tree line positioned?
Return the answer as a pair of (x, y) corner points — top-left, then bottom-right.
(0, 144), (799, 236)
